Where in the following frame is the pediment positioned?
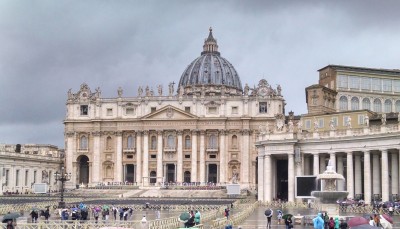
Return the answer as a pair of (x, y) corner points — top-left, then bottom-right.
(141, 105), (198, 120)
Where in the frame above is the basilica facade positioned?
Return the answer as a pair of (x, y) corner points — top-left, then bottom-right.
(64, 29), (285, 189)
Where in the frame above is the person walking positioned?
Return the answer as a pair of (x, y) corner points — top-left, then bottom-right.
(277, 210), (283, 225)
(313, 213), (324, 229)
(224, 208), (230, 220)
(194, 210), (201, 225)
(141, 215), (148, 229)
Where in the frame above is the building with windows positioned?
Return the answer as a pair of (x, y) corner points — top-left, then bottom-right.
(0, 144), (63, 195)
(257, 65), (400, 204)
(64, 28), (285, 189)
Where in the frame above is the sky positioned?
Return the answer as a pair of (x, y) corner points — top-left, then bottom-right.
(1, 1), (400, 148)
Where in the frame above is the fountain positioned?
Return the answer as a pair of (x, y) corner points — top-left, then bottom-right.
(311, 160), (348, 216)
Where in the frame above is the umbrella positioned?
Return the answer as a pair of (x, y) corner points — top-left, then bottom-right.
(381, 214), (393, 224)
(348, 216), (369, 227)
(352, 225), (381, 229)
(102, 205), (110, 210)
(264, 209), (273, 217)
(179, 212), (191, 222)
(277, 210), (283, 214)
(2, 212), (21, 223)
(282, 214), (293, 220)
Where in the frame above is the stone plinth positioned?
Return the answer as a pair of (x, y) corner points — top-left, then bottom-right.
(318, 203), (340, 217)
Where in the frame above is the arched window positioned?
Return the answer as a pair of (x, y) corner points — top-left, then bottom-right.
(127, 135), (134, 149)
(362, 98), (371, 110)
(185, 135), (191, 149)
(80, 136), (88, 150)
(373, 98), (382, 112)
(184, 171), (191, 183)
(339, 96), (348, 111)
(384, 99), (392, 113)
(106, 136), (112, 150)
(208, 134), (217, 149)
(232, 135), (238, 149)
(151, 136), (157, 150)
(167, 135), (175, 148)
(351, 97), (359, 110)
(396, 100), (400, 112)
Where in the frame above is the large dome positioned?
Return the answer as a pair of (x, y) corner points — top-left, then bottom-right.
(178, 28), (243, 96)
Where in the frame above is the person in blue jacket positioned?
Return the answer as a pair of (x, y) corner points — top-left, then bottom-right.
(313, 213), (324, 229)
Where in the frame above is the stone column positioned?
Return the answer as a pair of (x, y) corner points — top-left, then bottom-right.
(241, 129), (250, 186)
(219, 130), (226, 184)
(346, 151), (354, 199)
(364, 151), (371, 204)
(337, 155), (344, 191)
(263, 154), (271, 202)
(136, 131), (142, 185)
(199, 131), (205, 184)
(142, 131), (149, 186)
(381, 150), (389, 201)
(191, 130), (198, 183)
(157, 131), (163, 183)
(288, 153), (295, 202)
(372, 154), (381, 196)
(257, 153), (264, 202)
(116, 132), (123, 182)
(319, 154), (326, 173)
(177, 131), (183, 183)
(392, 151), (399, 198)
(304, 155), (311, 175)
(92, 131), (101, 183)
(354, 155), (362, 197)
(313, 153), (319, 175)
(66, 131), (76, 184)
(329, 153), (336, 171)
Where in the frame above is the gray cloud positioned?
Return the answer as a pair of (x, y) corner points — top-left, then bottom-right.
(1, 1), (400, 147)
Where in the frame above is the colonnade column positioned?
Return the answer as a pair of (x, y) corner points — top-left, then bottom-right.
(346, 151), (354, 199)
(329, 153), (336, 171)
(319, 154), (326, 173)
(199, 131), (205, 184)
(257, 151), (264, 202)
(364, 151), (371, 204)
(241, 129), (250, 186)
(372, 154), (381, 197)
(115, 132), (123, 182)
(288, 153), (295, 202)
(219, 130), (226, 183)
(313, 153), (319, 175)
(142, 131), (149, 186)
(354, 155), (362, 197)
(177, 131), (183, 183)
(263, 154), (271, 202)
(337, 155), (344, 191)
(381, 150), (389, 201)
(66, 132), (76, 184)
(303, 155), (311, 175)
(392, 151), (399, 198)
(157, 131), (163, 183)
(136, 131), (142, 185)
(92, 131), (101, 183)
(191, 130), (198, 183)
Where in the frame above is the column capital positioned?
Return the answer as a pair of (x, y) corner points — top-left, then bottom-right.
(116, 131), (123, 136)
(241, 129), (251, 135)
(91, 131), (101, 137)
(363, 150), (370, 155)
(143, 130), (149, 135)
(199, 130), (206, 135)
(65, 131), (75, 137)
(219, 129), (228, 135)
(177, 130), (183, 136)
(191, 129), (199, 135)
(135, 130), (143, 136)
(157, 130), (163, 135)
(381, 149), (388, 153)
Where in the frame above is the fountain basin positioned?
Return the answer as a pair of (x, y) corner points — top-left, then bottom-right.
(311, 191), (349, 204)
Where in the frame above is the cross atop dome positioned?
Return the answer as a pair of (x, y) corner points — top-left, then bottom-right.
(202, 27), (219, 55)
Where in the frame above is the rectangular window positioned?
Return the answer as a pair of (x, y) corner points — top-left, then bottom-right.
(33, 171), (37, 183)
(127, 155), (133, 159)
(185, 107), (191, 113)
(208, 107), (217, 114)
(5, 170), (9, 186)
(361, 77), (371, 91)
(209, 154), (216, 159)
(318, 119), (324, 128)
(185, 155), (191, 159)
(358, 115), (364, 125)
(305, 120), (311, 129)
(371, 78), (381, 91)
(337, 75), (348, 89)
(25, 170), (29, 186)
(343, 116), (350, 127)
(80, 105), (88, 115)
(394, 80), (400, 93)
(231, 106), (238, 114)
(150, 154), (156, 159)
(106, 108), (113, 116)
(16, 170), (19, 186)
(349, 76), (360, 89)
(332, 117), (338, 127)
(151, 107), (156, 113)
(259, 102), (267, 113)
(126, 108), (134, 115)
(382, 79), (392, 92)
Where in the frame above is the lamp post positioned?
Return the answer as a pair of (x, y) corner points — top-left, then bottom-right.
(54, 166), (71, 209)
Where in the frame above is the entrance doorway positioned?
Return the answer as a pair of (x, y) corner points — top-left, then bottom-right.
(166, 164), (175, 182)
(208, 164), (218, 183)
(125, 164), (135, 183)
(276, 160), (288, 201)
(78, 155), (89, 184)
